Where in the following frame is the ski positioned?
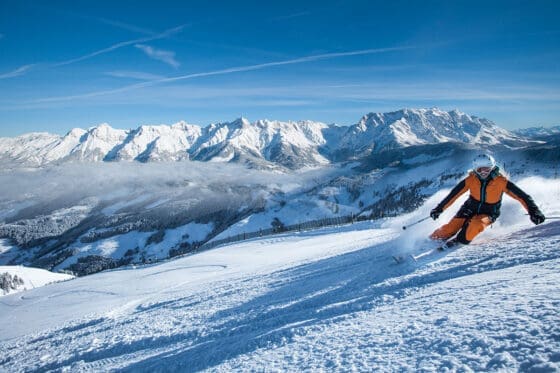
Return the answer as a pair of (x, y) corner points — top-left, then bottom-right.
(392, 239), (459, 264)
(435, 238), (460, 252)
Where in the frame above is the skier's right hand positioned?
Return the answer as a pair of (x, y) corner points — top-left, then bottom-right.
(430, 207), (442, 220)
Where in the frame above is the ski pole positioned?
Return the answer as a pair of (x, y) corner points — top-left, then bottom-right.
(402, 216), (431, 230)
(524, 214), (560, 219)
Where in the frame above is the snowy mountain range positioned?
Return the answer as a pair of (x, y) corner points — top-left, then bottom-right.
(0, 108), (533, 169)
(513, 125), (560, 138)
(334, 108), (527, 158)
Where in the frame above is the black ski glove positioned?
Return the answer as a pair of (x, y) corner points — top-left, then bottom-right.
(529, 208), (545, 225)
(430, 207), (443, 220)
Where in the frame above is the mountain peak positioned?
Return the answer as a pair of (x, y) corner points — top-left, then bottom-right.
(88, 122), (113, 131)
(171, 120), (199, 130)
(65, 128), (87, 138)
(84, 123), (128, 140)
(231, 117), (251, 127)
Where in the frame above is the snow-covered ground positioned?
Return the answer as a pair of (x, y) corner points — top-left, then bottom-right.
(0, 265), (73, 296)
(0, 177), (559, 371)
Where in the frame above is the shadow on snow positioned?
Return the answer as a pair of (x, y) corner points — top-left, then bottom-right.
(34, 221), (560, 372)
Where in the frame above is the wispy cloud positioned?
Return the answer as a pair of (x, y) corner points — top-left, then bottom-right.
(273, 11), (311, 21)
(53, 24), (186, 67)
(0, 33), (4, 40)
(135, 44), (180, 68)
(49, 8), (158, 37)
(28, 45), (427, 103)
(0, 64), (35, 79)
(105, 70), (166, 81)
(91, 17), (156, 36)
(149, 45), (421, 84)
(7, 77), (560, 119)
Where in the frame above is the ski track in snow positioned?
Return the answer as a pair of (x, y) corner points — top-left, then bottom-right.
(0, 221), (559, 372)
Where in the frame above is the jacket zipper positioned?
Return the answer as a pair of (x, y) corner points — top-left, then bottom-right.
(478, 179), (487, 214)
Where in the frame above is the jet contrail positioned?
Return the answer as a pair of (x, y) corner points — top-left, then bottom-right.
(32, 45), (420, 104)
(53, 24), (187, 67)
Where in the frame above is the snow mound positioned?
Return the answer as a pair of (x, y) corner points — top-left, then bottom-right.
(0, 266), (74, 296)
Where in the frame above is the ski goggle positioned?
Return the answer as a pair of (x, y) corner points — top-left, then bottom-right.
(475, 166), (493, 176)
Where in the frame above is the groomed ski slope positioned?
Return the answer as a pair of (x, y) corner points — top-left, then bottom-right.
(1, 178), (559, 372)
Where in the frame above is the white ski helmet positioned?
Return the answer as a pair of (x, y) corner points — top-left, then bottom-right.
(472, 153), (496, 171)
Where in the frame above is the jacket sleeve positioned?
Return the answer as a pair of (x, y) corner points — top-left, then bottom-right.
(437, 178), (469, 211)
(505, 181), (539, 212)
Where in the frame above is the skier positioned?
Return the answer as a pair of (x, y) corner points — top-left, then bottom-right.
(429, 153), (545, 248)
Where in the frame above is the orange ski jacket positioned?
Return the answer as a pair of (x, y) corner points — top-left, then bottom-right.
(435, 168), (538, 221)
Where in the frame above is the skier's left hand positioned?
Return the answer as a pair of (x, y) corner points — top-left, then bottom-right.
(529, 208), (545, 225)
(430, 207), (442, 220)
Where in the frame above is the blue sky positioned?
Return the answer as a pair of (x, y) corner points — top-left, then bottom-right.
(1, 0), (559, 136)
